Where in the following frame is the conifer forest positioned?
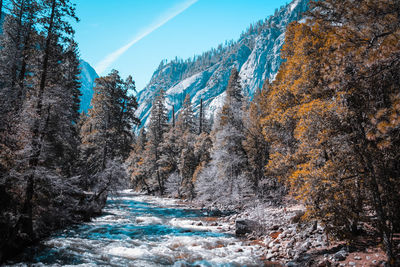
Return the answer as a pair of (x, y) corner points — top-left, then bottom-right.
(0, 0), (399, 266)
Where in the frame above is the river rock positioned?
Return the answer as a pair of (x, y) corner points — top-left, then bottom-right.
(286, 248), (295, 258)
(235, 219), (259, 236)
(285, 239), (295, 249)
(283, 229), (293, 238)
(317, 259), (332, 267)
(333, 250), (347, 261)
(265, 252), (277, 260)
(301, 241), (311, 250)
(313, 241), (322, 247)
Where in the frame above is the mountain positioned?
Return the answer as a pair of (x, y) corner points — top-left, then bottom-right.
(79, 60), (98, 113)
(135, 0), (309, 129)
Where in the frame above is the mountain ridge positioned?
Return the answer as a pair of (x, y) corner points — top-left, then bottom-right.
(135, 0), (309, 129)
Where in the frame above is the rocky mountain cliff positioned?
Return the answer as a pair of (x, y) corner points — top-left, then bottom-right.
(135, 0), (309, 129)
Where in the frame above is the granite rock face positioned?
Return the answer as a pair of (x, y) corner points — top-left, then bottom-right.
(78, 60), (99, 113)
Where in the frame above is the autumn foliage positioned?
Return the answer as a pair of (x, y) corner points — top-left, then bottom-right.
(261, 0), (400, 264)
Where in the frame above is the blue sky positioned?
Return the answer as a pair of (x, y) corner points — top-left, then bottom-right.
(73, 0), (289, 91)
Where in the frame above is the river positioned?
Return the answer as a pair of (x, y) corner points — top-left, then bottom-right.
(4, 190), (266, 266)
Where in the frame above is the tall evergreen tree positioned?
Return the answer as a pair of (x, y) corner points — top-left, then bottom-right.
(80, 70), (139, 194)
(243, 81), (273, 197)
(143, 89), (168, 195)
(0, 0), (39, 176)
(175, 94), (196, 198)
(127, 128), (148, 191)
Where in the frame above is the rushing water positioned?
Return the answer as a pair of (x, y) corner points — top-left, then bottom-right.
(5, 191), (265, 266)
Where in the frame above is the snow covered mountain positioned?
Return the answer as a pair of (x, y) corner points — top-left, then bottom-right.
(135, 0), (309, 129)
(79, 60), (98, 113)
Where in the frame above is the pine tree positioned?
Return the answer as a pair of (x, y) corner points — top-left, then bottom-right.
(80, 70), (139, 194)
(33, 40), (82, 176)
(11, 0), (79, 240)
(0, 0), (39, 177)
(198, 98), (204, 134)
(192, 132), (212, 188)
(158, 125), (180, 194)
(196, 68), (252, 207)
(177, 94), (195, 133)
(175, 94), (196, 199)
(0, 1), (102, 257)
(127, 128), (148, 191)
(143, 89), (168, 195)
(243, 81), (272, 197)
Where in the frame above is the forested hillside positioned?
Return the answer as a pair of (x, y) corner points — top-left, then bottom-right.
(0, 0), (138, 261)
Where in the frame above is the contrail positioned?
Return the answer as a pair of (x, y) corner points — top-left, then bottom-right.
(95, 0), (199, 75)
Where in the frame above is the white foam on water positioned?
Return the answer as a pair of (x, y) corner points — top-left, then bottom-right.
(108, 246), (150, 259)
(8, 192), (266, 266)
(135, 216), (163, 225)
(168, 218), (219, 232)
(92, 215), (131, 224)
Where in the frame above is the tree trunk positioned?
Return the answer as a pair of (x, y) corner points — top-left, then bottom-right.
(17, 20), (34, 111)
(38, 0), (56, 106)
(367, 168), (394, 265)
(172, 105), (175, 128)
(11, 0), (26, 89)
(157, 170), (163, 196)
(354, 130), (394, 264)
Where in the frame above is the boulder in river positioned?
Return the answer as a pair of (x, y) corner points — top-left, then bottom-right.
(235, 219), (259, 236)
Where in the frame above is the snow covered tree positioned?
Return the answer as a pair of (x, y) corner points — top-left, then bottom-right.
(0, 0), (39, 112)
(196, 68), (253, 208)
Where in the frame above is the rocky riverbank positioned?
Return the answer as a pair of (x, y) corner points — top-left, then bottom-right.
(189, 197), (391, 267)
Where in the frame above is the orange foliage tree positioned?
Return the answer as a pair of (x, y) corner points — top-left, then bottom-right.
(262, 0), (400, 264)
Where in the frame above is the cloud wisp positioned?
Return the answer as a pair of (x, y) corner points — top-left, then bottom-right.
(95, 0), (198, 75)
